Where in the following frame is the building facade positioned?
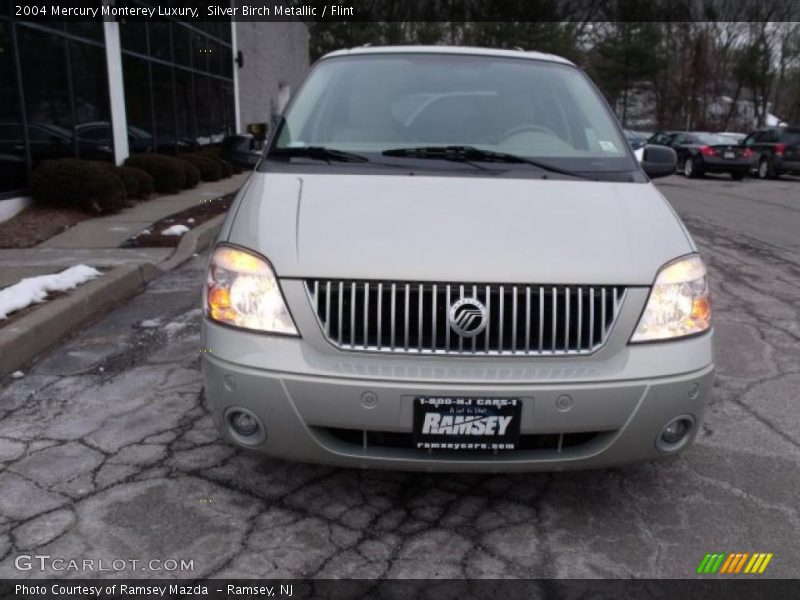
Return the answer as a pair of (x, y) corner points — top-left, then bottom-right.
(0, 5), (309, 208)
(235, 22), (310, 134)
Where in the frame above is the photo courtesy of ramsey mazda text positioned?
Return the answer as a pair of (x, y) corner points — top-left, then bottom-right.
(201, 46), (713, 472)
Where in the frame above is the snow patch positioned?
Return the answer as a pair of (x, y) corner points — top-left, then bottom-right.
(161, 224), (190, 236)
(0, 265), (101, 320)
(11, 371), (25, 379)
(139, 319), (162, 328)
(163, 322), (186, 336)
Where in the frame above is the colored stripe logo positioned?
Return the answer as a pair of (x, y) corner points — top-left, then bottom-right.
(697, 552), (773, 574)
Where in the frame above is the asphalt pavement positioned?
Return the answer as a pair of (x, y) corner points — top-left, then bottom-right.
(0, 173), (798, 579)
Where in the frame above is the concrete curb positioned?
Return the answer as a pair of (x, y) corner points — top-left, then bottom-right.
(160, 213), (225, 272)
(0, 214), (226, 378)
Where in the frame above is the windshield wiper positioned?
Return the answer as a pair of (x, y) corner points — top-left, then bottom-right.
(269, 146), (370, 163)
(382, 145), (594, 180)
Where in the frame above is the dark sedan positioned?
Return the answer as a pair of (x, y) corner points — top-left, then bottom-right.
(670, 132), (757, 180)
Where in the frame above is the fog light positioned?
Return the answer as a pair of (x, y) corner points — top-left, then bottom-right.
(231, 411), (258, 436)
(656, 415), (695, 453)
(224, 407), (266, 446)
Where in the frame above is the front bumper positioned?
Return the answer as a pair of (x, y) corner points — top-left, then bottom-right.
(202, 284), (715, 472)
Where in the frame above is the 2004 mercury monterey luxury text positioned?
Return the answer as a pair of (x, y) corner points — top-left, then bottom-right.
(201, 46), (713, 472)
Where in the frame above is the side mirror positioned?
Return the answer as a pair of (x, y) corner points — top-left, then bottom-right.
(639, 144), (677, 179)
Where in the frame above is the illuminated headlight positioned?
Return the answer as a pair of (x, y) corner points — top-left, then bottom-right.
(631, 255), (711, 342)
(204, 245), (298, 335)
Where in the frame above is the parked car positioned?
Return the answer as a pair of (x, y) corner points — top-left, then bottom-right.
(201, 46), (712, 472)
(624, 129), (648, 151)
(155, 136), (197, 155)
(220, 134), (263, 168)
(0, 121), (113, 164)
(75, 121), (154, 154)
(647, 131), (679, 147)
(668, 131), (756, 179)
(742, 127), (800, 179)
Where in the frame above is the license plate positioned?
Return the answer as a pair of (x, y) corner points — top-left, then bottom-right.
(724, 151), (735, 159)
(413, 397), (521, 451)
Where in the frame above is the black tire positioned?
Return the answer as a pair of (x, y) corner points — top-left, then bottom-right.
(683, 157), (702, 178)
(731, 171), (745, 181)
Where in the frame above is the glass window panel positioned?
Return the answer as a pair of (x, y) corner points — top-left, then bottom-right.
(175, 68), (196, 143)
(206, 22), (221, 40)
(122, 55), (155, 154)
(192, 31), (209, 72)
(0, 22), (28, 192)
(149, 21), (171, 61)
(208, 40), (222, 75)
(194, 22), (213, 36)
(221, 44), (233, 79)
(215, 41), (231, 77)
(209, 79), (234, 142)
(152, 63), (177, 153)
(37, 22), (66, 34)
(194, 74), (211, 144)
(218, 21), (231, 44)
(71, 41), (113, 161)
(172, 23), (192, 67)
(120, 22), (148, 55)
(221, 83), (234, 136)
(17, 26), (75, 167)
(66, 22), (103, 41)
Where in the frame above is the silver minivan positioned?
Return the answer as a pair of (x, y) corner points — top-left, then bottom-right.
(202, 46), (713, 471)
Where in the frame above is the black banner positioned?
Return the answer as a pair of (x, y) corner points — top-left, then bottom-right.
(4, 0), (800, 22)
(2, 579), (800, 600)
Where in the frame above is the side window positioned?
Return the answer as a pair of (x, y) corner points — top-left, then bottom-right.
(27, 126), (56, 142)
(743, 134), (756, 146)
(78, 127), (110, 141)
(654, 132), (669, 145)
(762, 130), (778, 143)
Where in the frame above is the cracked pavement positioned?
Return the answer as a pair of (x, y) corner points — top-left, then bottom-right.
(0, 175), (798, 579)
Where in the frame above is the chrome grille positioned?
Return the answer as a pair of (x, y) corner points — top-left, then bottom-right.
(305, 280), (627, 356)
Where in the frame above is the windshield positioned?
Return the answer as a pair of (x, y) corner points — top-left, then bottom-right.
(272, 53), (635, 173)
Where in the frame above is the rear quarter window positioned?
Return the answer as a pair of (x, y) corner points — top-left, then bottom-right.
(780, 129), (800, 144)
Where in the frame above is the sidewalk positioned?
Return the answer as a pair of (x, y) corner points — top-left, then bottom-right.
(0, 172), (249, 377)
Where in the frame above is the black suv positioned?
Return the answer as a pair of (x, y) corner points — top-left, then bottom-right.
(742, 127), (800, 179)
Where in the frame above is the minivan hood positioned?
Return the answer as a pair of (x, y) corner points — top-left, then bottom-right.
(227, 172), (694, 285)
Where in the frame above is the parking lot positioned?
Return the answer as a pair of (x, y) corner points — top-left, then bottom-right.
(0, 173), (798, 579)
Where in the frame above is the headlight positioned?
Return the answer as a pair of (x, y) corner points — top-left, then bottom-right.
(630, 255), (711, 342)
(204, 245), (298, 335)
